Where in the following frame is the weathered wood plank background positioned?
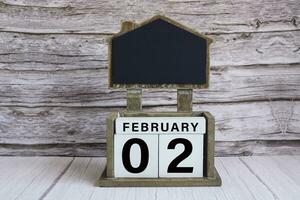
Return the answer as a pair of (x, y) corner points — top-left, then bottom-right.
(0, 0), (299, 156)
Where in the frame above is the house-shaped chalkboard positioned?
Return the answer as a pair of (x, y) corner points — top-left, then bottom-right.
(109, 15), (212, 88)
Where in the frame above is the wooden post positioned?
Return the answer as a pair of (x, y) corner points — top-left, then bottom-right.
(177, 89), (193, 112)
(127, 89), (142, 111)
(121, 21), (143, 112)
(121, 21), (136, 32)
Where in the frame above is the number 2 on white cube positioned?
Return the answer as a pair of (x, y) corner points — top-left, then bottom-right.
(159, 134), (204, 177)
(114, 134), (158, 178)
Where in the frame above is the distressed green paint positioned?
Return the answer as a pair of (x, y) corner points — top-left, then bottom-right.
(203, 112), (215, 178)
(127, 89), (142, 111)
(98, 168), (221, 187)
(177, 89), (193, 112)
(106, 112), (118, 178)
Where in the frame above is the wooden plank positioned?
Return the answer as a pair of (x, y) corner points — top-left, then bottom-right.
(0, 64), (299, 107)
(0, 0), (299, 34)
(1, 32), (299, 70)
(0, 33), (107, 71)
(0, 100), (298, 156)
(1, 140), (300, 157)
(215, 140), (300, 156)
(205, 157), (275, 200)
(269, 156), (300, 188)
(44, 157), (106, 200)
(45, 157), (276, 200)
(0, 101), (299, 144)
(241, 156), (300, 200)
(0, 106), (109, 144)
(211, 31), (300, 66)
(0, 156), (296, 199)
(0, 157), (72, 199)
(0, 143), (106, 157)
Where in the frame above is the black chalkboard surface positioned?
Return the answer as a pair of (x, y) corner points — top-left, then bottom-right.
(109, 16), (211, 88)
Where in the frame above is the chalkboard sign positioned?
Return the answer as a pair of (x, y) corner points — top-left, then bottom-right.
(109, 15), (212, 88)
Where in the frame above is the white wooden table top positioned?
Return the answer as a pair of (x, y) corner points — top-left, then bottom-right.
(0, 156), (299, 200)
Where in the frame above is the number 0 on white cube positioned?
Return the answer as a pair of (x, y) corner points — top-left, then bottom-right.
(114, 134), (159, 178)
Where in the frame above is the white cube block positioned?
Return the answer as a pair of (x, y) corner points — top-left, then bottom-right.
(115, 117), (206, 134)
(114, 134), (159, 178)
(159, 134), (204, 177)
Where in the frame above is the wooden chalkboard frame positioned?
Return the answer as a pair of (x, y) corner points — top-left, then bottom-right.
(108, 15), (213, 89)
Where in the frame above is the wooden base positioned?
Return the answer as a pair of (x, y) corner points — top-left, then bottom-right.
(98, 167), (222, 187)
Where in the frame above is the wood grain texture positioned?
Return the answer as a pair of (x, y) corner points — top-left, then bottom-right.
(1, 31), (299, 69)
(0, 100), (299, 156)
(0, 64), (298, 107)
(0, 0), (299, 156)
(44, 157), (106, 200)
(0, 101), (299, 144)
(1, 140), (300, 157)
(0, 0), (299, 34)
(0, 157), (72, 199)
(0, 156), (298, 199)
(41, 156), (300, 200)
(241, 156), (300, 199)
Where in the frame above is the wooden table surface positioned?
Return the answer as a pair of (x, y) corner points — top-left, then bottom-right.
(0, 156), (299, 200)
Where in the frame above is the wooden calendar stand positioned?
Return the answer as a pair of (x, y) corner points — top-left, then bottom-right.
(98, 15), (222, 187)
(98, 89), (221, 187)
